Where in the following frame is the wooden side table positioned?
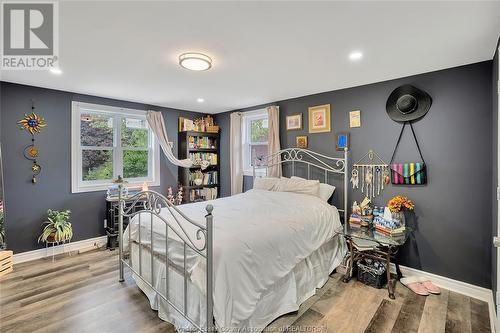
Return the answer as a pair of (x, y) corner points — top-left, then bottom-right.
(339, 225), (411, 299)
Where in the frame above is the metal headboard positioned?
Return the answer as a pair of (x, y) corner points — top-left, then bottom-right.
(253, 147), (349, 220)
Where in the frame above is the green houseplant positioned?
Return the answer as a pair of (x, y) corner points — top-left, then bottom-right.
(38, 209), (73, 243)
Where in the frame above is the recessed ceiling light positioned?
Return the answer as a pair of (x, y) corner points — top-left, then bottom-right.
(349, 51), (363, 61)
(49, 67), (62, 75)
(197, 98), (205, 103)
(179, 52), (212, 71)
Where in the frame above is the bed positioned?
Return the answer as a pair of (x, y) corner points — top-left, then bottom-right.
(117, 148), (349, 333)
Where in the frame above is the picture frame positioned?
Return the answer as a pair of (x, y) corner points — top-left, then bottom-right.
(349, 110), (361, 128)
(296, 135), (308, 149)
(308, 104), (331, 133)
(286, 114), (302, 130)
(336, 132), (350, 151)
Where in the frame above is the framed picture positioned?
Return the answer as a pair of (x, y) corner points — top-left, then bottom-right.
(349, 110), (361, 128)
(296, 135), (308, 148)
(308, 104), (331, 133)
(336, 132), (350, 151)
(286, 114), (302, 130)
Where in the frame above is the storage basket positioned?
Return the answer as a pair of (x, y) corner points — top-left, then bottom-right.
(356, 258), (387, 289)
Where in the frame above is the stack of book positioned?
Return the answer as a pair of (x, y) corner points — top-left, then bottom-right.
(349, 214), (373, 228)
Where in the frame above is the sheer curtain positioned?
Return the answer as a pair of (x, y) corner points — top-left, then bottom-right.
(146, 111), (193, 168)
(230, 112), (243, 195)
(267, 105), (282, 177)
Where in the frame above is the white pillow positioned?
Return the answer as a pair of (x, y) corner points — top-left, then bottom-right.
(277, 177), (320, 197)
(253, 177), (281, 191)
(291, 176), (336, 201)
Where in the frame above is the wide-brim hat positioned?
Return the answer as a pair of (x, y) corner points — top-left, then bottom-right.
(386, 85), (432, 122)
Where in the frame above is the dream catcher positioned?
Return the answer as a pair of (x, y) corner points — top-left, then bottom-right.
(18, 101), (46, 183)
(351, 150), (390, 199)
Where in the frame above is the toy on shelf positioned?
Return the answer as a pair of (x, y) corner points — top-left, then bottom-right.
(179, 115), (219, 133)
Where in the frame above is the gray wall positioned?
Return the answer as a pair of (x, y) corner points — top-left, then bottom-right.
(215, 61), (493, 288)
(0, 82), (199, 253)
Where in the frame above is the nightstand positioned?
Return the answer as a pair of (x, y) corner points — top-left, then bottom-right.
(339, 225), (411, 299)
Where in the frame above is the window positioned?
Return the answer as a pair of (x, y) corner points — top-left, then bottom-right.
(71, 102), (160, 193)
(242, 109), (268, 176)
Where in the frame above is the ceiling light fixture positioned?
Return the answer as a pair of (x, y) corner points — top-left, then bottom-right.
(349, 51), (363, 61)
(179, 52), (212, 71)
(197, 98), (205, 103)
(49, 67), (63, 75)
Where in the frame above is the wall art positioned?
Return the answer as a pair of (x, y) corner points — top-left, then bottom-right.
(286, 114), (302, 130)
(308, 104), (331, 133)
(295, 135), (308, 148)
(18, 102), (46, 184)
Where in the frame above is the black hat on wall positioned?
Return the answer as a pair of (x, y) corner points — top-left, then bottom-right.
(386, 85), (432, 122)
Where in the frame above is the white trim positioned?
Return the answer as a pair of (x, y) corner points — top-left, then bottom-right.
(12, 236), (107, 264)
(391, 264), (496, 332)
(71, 101), (160, 193)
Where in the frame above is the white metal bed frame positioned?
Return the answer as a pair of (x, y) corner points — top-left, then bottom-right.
(117, 147), (348, 332)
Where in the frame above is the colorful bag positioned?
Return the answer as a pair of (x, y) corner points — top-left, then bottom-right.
(390, 122), (427, 185)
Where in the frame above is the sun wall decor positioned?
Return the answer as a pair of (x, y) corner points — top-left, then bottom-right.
(18, 101), (45, 184)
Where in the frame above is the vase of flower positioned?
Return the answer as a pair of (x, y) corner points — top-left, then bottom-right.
(387, 195), (414, 228)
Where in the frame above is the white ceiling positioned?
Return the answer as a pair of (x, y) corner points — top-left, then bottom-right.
(2, 1), (500, 113)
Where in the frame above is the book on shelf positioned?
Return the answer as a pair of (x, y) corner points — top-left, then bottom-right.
(188, 136), (217, 149)
(189, 187), (218, 202)
(189, 171), (218, 186)
(189, 152), (218, 165)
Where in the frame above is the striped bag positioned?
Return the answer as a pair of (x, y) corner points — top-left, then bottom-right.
(390, 122), (427, 185)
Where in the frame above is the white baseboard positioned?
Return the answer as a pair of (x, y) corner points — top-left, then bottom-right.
(391, 264), (496, 333)
(12, 236), (107, 264)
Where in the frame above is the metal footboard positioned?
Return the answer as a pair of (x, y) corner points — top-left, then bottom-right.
(117, 187), (214, 333)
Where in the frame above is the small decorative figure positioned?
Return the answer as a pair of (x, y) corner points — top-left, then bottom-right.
(350, 169), (359, 189)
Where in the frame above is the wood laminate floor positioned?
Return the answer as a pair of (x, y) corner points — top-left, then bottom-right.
(0, 249), (491, 333)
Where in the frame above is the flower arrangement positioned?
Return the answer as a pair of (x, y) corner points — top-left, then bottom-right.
(387, 195), (414, 213)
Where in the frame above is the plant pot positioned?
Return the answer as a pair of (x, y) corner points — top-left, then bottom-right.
(46, 233), (56, 243)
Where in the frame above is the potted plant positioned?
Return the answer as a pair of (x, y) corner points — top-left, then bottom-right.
(38, 209), (73, 243)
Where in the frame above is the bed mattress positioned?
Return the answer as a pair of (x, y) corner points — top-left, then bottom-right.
(123, 189), (346, 332)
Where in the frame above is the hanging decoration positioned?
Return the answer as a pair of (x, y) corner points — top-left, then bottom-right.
(352, 149), (390, 199)
(18, 101), (46, 184)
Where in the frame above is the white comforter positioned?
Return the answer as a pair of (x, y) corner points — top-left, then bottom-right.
(124, 189), (344, 330)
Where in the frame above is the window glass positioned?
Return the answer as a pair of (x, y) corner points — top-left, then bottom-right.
(121, 117), (148, 148)
(249, 118), (268, 143)
(123, 150), (148, 178)
(82, 149), (113, 181)
(80, 113), (113, 147)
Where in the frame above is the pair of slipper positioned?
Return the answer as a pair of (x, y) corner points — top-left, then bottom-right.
(400, 276), (441, 296)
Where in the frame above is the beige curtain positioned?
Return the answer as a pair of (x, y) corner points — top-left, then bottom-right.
(146, 111), (193, 168)
(267, 105), (282, 177)
(230, 112), (243, 194)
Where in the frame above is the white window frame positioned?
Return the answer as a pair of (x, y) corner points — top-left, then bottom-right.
(241, 109), (268, 177)
(71, 101), (160, 193)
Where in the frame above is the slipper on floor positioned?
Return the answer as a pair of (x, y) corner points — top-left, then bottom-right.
(419, 280), (441, 294)
(400, 277), (429, 296)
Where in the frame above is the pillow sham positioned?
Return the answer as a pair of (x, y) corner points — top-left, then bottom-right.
(291, 176), (336, 201)
(253, 177), (281, 191)
(277, 177), (320, 197)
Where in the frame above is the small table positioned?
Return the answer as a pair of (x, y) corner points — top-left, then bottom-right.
(339, 225), (412, 299)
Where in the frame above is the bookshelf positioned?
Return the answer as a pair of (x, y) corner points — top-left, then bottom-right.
(178, 131), (220, 203)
